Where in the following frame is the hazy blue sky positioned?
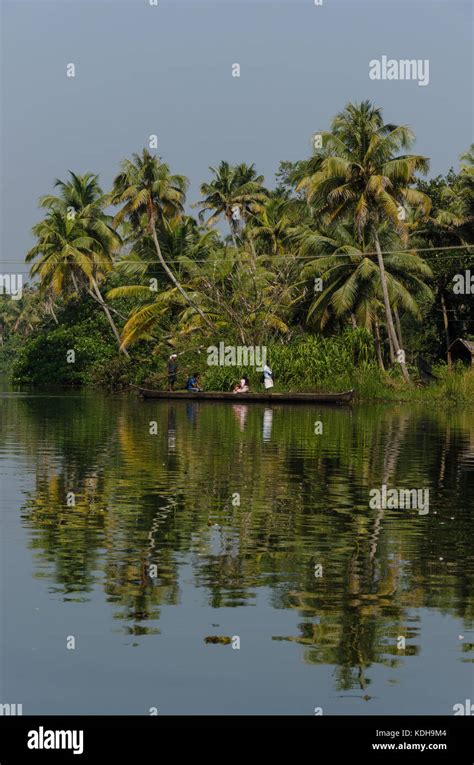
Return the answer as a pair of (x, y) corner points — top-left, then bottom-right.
(1, 0), (472, 274)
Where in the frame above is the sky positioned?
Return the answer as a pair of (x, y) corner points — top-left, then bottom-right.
(1, 0), (472, 275)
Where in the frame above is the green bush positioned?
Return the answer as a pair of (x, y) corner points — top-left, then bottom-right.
(12, 322), (116, 385)
(268, 328), (377, 388)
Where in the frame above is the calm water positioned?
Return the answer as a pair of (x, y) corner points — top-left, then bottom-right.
(0, 388), (473, 715)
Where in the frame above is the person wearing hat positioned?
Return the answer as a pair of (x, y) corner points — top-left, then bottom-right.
(167, 354), (178, 391)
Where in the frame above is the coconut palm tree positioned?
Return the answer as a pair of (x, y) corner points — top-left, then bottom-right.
(299, 222), (433, 365)
(107, 218), (219, 348)
(113, 215), (218, 283)
(437, 146), (474, 239)
(245, 197), (299, 257)
(39, 171), (122, 269)
(197, 161), (268, 246)
(40, 171), (103, 211)
(34, 171), (128, 353)
(109, 149), (213, 330)
(0, 285), (57, 344)
(458, 145), (474, 200)
(410, 149), (473, 366)
(0, 296), (22, 343)
(109, 233), (298, 348)
(26, 209), (127, 353)
(298, 100), (431, 381)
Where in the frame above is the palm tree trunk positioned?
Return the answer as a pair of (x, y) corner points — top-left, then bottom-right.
(225, 210), (239, 249)
(248, 236), (257, 261)
(50, 302), (59, 325)
(374, 232), (410, 382)
(242, 211), (256, 260)
(90, 277), (130, 357)
(373, 318), (385, 371)
(394, 306), (403, 349)
(46, 293), (59, 325)
(71, 272), (80, 295)
(230, 222), (238, 249)
(247, 235), (258, 280)
(350, 313), (357, 329)
(440, 292), (452, 369)
(148, 215), (214, 331)
(388, 332), (396, 364)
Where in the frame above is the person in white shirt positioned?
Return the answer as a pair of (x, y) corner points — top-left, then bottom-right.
(263, 364), (273, 390)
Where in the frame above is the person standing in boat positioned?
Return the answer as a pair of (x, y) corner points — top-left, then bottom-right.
(262, 363), (274, 391)
(185, 372), (202, 392)
(167, 353), (178, 391)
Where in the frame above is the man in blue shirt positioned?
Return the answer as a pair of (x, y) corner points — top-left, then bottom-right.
(185, 372), (202, 392)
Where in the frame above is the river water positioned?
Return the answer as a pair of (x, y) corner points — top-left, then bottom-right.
(0, 389), (473, 714)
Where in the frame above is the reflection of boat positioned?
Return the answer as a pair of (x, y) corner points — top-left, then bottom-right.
(134, 387), (355, 404)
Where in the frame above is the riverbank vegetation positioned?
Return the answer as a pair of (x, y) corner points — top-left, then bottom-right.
(1, 101), (472, 401)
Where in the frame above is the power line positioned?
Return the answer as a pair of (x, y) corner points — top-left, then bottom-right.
(3, 243), (472, 268)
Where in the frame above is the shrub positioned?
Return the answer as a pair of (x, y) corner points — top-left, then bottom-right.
(12, 322), (116, 385)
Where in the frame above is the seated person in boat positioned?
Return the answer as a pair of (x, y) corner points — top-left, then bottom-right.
(233, 376), (250, 393)
(185, 372), (202, 392)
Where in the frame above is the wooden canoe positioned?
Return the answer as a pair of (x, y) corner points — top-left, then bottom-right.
(134, 387), (355, 404)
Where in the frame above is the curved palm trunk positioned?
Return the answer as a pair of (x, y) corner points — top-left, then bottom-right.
(394, 306), (404, 349)
(387, 331), (396, 364)
(48, 300), (59, 325)
(369, 412), (409, 562)
(374, 233), (410, 383)
(440, 292), (452, 369)
(241, 213), (257, 282)
(373, 318), (385, 371)
(90, 277), (130, 357)
(71, 271), (80, 295)
(227, 215), (238, 249)
(148, 216), (214, 331)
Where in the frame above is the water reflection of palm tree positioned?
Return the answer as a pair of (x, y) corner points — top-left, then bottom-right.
(369, 411), (410, 562)
(11, 396), (473, 673)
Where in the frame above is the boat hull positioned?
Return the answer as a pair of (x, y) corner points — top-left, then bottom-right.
(135, 388), (354, 404)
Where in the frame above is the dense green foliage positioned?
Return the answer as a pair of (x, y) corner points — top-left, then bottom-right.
(1, 101), (473, 398)
(10, 300), (116, 385)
